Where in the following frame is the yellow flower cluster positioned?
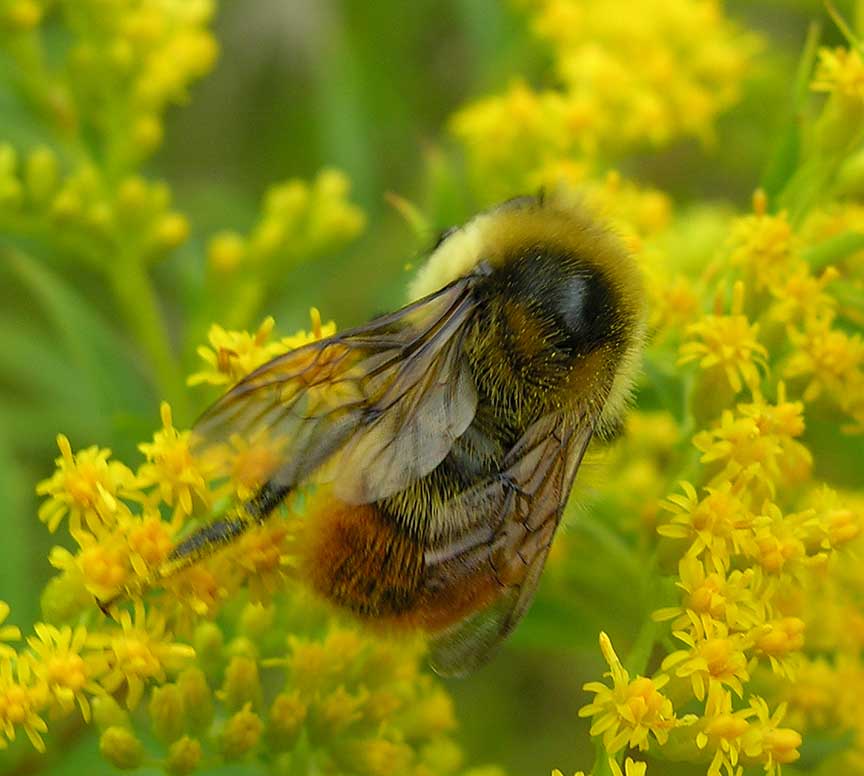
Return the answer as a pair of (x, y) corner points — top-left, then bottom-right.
(36, 312), (336, 616)
(4, 310), (503, 775)
(567, 40), (864, 776)
(450, 0), (757, 201)
(8, 1), (864, 774)
(0, 145), (189, 265)
(188, 309), (337, 388)
(87, 611), (491, 776)
(0, 0), (218, 164)
(204, 169), (365, 330)
(208, 169), (366, 276)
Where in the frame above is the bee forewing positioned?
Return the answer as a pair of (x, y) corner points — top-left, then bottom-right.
(190, 277), (480, 504)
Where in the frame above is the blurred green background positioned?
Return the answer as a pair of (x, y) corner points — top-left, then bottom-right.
(0, 1), (854, 773)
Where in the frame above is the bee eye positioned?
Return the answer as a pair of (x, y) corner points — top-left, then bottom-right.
(554, 272), (619, 353)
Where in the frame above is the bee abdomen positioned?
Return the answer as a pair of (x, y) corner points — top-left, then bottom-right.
(302, 498), (425, 618)
(301, 493), (504, 631)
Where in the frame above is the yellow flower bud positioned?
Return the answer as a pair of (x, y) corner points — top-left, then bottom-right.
(166, 736), (202, 776)
(177, 667), (213, 734)
(353, 739), (414, 776)
(420, 739), (463, 774)
(25, 146), (58, 204)
(3, 0), (42, 31)
(150, 683), (186, 744)
(51, 188), (83, 222)
(0, 177), (22, 207)
(153, 212), (190, 250)
(250, 219), (286, 259)
(760, 727), (802, 763)
(238, 602), (274, 640)
(267, 691), (306, 748)
(39, 570), (91, 623)
(92, 695), (131, 732)
(0, 144), (21, 206)
(208, 231), (246, 273)
(219, 655), (262, 711)
(192, 621), (224, 677)
(220, 703), (263, 760)
(99, 726), (144, 770)
(315, 168), (350, 200)
(181, 31), (219, 76)
(117, 176), (150, 216)
(132, 114), (164, 154)
(86, 202), (114, 233)
(265, 180), (308, 219)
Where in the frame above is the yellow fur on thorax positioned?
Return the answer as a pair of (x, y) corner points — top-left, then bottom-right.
(409, 192), (647, 435)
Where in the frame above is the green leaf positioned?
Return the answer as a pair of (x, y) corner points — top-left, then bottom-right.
(802, 230), (864, 270)
(3, 248), (156, 439)
(0, 429), (39, 626)
(760, 22), (820, 203)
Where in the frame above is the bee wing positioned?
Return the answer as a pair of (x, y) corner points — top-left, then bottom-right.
(192, 277), (480, 504)
(425, 410), (595, 676)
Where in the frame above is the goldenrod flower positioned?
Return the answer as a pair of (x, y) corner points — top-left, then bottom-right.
(579, 633), (688, 753)
(0, 657), (48, 751)
(752, 618), (805, 677)
(694, 686), (753, 776)
(188, 309), (336, 388)
(693, 391), (810, 497)
(53, 533), (133, 602)
(662, 623), (751, 701)
(137, 402), (211, 523)
(740, 697), (801, 774)
(99, 601), (194, 709)
(786, 315), (864, 409)
(806, 485), (862, 549)
(229, 519), (295, 603)
(126, 511), (176, 578)
(611, 759), (648, 776)
(812, 47), (864, 101)
(767, 266), (839, 329)
(551, 758), (646, 776)
(728, 193), (798, 293)
(26, 623), (107, 721)
(36, 434), (139, 538)
(679, 282), (768, 395)
(749, 502), (811, 576)
(659, 479), (756, 571)
(188, 317), (284, 387)
(653, 556), (766, 634)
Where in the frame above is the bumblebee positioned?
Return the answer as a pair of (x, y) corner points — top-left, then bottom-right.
(143, 193), (645, 676)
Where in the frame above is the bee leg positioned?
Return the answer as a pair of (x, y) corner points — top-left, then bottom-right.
(95, 480), (290, 613)
(156, 510), (256, 578)
(156, 479), (292, 581)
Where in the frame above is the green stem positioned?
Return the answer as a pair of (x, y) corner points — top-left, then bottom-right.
(106, 259), (189, 417)
(590, 557), (662, 776)
(624, 577), (661, 676)
(591, 739), (615, 776)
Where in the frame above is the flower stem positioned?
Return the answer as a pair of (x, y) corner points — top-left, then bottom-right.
(106, 260), (189, 418)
